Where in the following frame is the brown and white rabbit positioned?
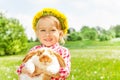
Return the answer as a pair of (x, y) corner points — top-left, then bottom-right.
(19, 48), (66, 80)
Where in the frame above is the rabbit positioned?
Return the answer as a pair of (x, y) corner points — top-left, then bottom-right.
(19, 48), (66, 80)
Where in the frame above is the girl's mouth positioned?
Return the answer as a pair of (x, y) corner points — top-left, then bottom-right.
(45, 38), (52, 42)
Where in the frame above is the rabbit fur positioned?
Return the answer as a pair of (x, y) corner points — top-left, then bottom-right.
(19, 48), (65, 80)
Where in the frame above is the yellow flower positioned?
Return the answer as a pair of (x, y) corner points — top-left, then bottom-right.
(32, 8), (68, 34)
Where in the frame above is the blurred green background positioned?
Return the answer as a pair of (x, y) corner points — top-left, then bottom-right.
(0, 12), (120, 80)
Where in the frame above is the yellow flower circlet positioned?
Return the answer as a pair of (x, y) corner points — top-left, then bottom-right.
(32, 8), (68, 34)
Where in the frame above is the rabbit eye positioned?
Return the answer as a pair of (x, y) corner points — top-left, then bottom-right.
(37, 49), (45, 56)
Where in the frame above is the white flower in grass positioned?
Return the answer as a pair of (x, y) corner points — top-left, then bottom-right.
(94, 71), (97, 74)
(7, 75), (11, 79)
(100, 76), (104, 79)
(113, 60), (116, 63)
(13, 78), (16, 80)
(71, 75), (75, 80)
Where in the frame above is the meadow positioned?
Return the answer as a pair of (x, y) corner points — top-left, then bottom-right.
(0, 40), (120, 80)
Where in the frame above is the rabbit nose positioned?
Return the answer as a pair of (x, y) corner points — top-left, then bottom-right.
(39, 55), (52, 63)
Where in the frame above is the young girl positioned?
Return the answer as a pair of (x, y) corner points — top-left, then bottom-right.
(17, 8), (71, 80)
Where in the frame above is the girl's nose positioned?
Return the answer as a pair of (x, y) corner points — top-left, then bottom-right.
(46, 32), (50, 36)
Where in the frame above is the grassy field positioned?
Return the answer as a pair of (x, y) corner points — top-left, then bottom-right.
(68, 49), (120, 80)
(0, 40), (120, 80)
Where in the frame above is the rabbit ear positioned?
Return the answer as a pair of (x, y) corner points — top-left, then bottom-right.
(54, 53), (66, 67)
(22, 51), (36, 63)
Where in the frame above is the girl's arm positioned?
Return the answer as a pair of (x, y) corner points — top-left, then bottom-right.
(57, 48), (71, 78)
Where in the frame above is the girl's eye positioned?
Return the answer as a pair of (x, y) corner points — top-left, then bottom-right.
(51, 29), (56, 31)
(40, 30), (45, 32)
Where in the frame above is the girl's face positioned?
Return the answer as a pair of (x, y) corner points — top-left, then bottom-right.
(36, 17), (62, 47)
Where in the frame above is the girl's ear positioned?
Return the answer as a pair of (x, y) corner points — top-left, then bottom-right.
(54, 53), (66, 67)
(59, 31), (65, 45)
(59, 30), (64, 37)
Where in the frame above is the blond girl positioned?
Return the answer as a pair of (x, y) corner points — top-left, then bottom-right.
(17, 8), (71, 80)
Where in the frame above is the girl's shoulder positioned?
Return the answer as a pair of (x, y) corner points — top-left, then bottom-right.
(30, 45), (42, 51)
(55, 45), (70, 56)
(58, 45), (69, 51)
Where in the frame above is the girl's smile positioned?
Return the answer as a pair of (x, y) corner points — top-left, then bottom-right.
(44, 38), (53, 42)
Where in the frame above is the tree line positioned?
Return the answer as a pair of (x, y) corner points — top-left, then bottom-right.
(67, 25), (120, 41)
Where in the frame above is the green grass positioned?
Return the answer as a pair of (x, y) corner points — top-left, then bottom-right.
(64, 40), (120, 49)
(0, 40), (120, 80)
(67, 49), (120, 80)
(0, 55), (23, 80)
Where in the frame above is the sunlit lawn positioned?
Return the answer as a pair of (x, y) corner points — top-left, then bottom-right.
(0, 41), (120, 80)
(0, 55), (22, 80)
(68, 49), (120, 80)
(0, 48), (120, 80)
